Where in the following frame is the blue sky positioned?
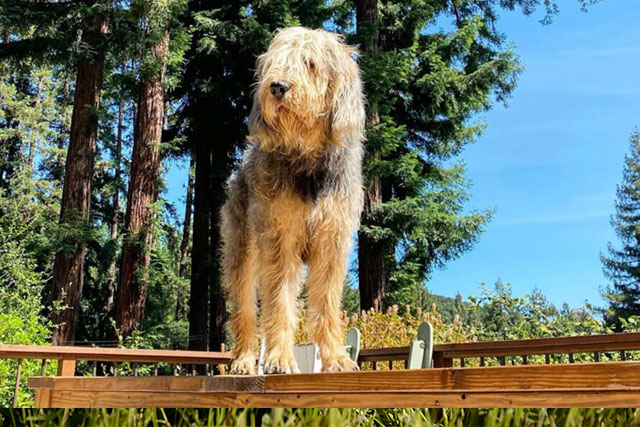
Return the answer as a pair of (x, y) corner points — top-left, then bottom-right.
(164, 0), (640, 309)
(427, 0), (640, 307)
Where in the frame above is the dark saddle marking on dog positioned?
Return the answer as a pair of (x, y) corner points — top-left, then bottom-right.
(293, 169), (326, 202)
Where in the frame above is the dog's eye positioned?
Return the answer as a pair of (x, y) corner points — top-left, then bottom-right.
(306, 60), (315, 69)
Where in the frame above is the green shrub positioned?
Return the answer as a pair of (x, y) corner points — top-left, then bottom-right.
(0, 174), (55, 407)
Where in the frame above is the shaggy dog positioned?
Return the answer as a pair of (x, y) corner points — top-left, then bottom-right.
(220, 27), (365, 375)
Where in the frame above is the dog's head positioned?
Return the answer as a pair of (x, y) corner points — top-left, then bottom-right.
(249, 27), (365, 156)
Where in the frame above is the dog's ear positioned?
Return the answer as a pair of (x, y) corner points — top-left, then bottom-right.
(248, 89), (265, 141)
(248, 54), (274, 148)
(247, 90), (279, 151)
(330, 43), (366, 146)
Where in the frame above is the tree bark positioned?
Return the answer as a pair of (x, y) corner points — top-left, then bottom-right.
(106, 98), (125, 315)
(356, 0), (387, 312)
(208, 158), (227, 353)
(188, 144), (211, 351)
(176, 154), (195, 320)
(358, 175), (387, 312)
(116, 29), (170, 337)
(51, 15), (108, 345)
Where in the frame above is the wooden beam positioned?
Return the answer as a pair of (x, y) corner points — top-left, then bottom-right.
(359, 346), (409, 362)
(437, 333), (640, 359)
(34, 388), (52, 408)
(29, 361), (640, 393)
(433, 351), (453, 368)
(4, 331), (640, 371)
(13, 358), (22, 407)
(28, 376), (265, 393)
(38, 389), (640, 408)
(29, 362), (640, 408)
(57, 357), (76, 376)
(264, 362), (640, 392)
(0, 344), (232, 365)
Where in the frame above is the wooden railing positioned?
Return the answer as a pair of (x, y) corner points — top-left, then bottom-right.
(28, 362), (640, 408)
(359, 332), (640, 369)
(4, 332), (640, 406)
(0, 345), (231, 407)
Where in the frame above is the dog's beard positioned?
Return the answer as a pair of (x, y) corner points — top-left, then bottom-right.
(259, 94), (329, 156)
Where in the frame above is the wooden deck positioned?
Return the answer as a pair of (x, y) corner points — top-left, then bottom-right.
(28, 361), (640, 408)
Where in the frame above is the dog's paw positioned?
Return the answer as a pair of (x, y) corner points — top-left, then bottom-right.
(230, 356), (256, 375)
(263, 354), (300, 375)
(323, 355), (359, 373)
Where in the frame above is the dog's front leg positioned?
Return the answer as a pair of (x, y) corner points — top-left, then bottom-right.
(258, 198), (306, 374)
(307, 196), (359, 372)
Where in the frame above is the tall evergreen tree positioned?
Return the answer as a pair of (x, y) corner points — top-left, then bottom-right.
(601, 130), (640, 330)
(350, 0), (559, 311)
(116, 0), (189, 337)
(50, 3), (109, 345)
(117, 1), (170, 337)
(356, 0), (388, 313)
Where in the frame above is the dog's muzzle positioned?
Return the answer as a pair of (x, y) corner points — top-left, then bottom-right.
(270, 80), (291, 100)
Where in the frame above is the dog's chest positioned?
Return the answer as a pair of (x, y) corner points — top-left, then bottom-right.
(293, 169), (326, 202)
(258, 151), (334, 202)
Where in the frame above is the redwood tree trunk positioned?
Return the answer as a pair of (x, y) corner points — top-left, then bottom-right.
(188, 144), (211, 351)
(358, 174), (387, 312)
(116, 30), (170, 337)
(208, 157), (227, 353)
(51, 15), (108, 345)
(356, 0), (387, 312)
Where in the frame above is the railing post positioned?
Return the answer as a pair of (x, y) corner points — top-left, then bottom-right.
(13, 358), (22, 408)
(57, 356), (76, 376)
(40, 359), (46, 376)
(433, 351), (453, 368)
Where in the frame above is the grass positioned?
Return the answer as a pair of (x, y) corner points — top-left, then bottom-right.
(1, 408), (640, 426)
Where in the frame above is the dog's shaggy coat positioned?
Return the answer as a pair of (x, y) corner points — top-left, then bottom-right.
(220, 27), (365, 375)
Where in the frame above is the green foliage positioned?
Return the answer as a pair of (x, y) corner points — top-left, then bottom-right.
(601, 130), (640, 330)
(2, 407), (640, 426)
(0, 171), (55, 406)
(348, 0), (538, 305)
(469, 282), (606, 342)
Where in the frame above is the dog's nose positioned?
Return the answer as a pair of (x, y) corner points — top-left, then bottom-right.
(270, 80), (290, 99)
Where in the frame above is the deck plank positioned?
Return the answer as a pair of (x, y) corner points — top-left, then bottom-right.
(27, 376), (265, 393)
(43, 389), (640, 408)
(265, 361), (640, 392)
(28, 362), (640, 408)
